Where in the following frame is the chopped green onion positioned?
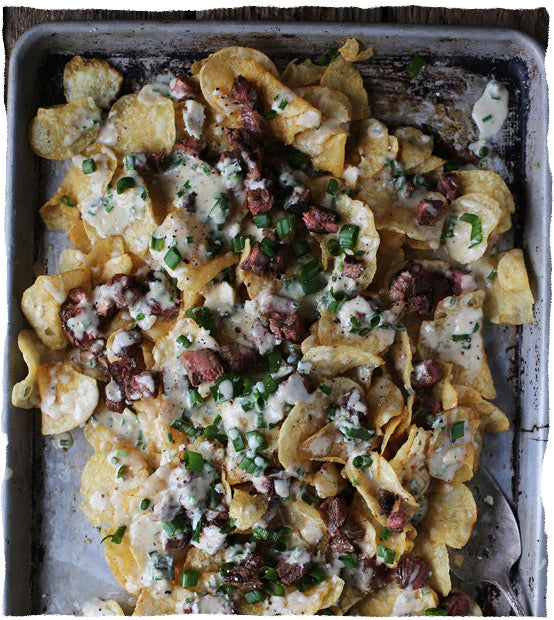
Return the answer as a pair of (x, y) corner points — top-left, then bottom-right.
(253, 213), (272, 228)
(299, 258), (322, 283)
(459, 213), (483, 248)
(176, 335), (192, 348)
(451, 322), (479, 342)
(244, 590), (265, 604)
(327, 238), (341, 256)
(340, 426), (375, 442)
(307, 566), (327, 585)
(339, 224), (359, 250)
(101, 524), (126, 544)
(201, 164), (212, 175)
(319, 383), (333, 395)
(183, 450), (204, 472)
(276, 215), (296, 239)
(192, 515), (204, 542)
(246, 430), (268, 451)
(263, 375), (278, 395)
(339, 552), (358, 568)
(117, 465), (127, 478)
(265, 582), (285, 596)
(353, 454), (373, 469)
(260, 237), (277, 258)
(407, 55), (426, 76)
(267, 109), (277, 120)
(380, 527), (390, 541)
(425, 609), (448, 616)
(285, 145), (310, 169)
(140, 498), (151, 511)
(60, 195), (76, 207)
(204, 423), (227, 442)
(82, 158), (96, 174)
(317, 609), (334, 616)
(239, 453), (268, 476)
(292, 240), (310, 257)
(479, 145), (490, 158)
(233, 235), (250, 253)
(444, 160), (461, 172)
(327, 178), (339, 196)
(171, 416), (201, 438)
(451, 420), (465, 441)
(229, 427), (246, 452)
(177, 180), (191, 197)
(253, 526), (270, 541)
(377, 544), (396, 564)
(163, 514), (188, 537)
(259, 566), (278, 582)
(487, 268), (498, 281)
(116, 176), (136, 194)
(186, 306), (217, 336)
(181, 569), (198, 588)
(151, 235), (164, 251)
(482, 114), (493, 122)
(220, 561), (235, 576)
(267, 350), (283, 373)
(164, 246), (182, 269)
(319, 49), (338, 66)
(135, 312), (145, 321)
(124, 155), (135, 170)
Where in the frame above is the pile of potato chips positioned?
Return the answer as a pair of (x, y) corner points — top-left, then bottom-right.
(14, 40), (534, 616)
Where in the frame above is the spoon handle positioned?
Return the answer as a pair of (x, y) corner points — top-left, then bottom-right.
(493, 574), (527, 616)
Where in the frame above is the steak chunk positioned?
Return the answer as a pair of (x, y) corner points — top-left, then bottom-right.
(276, 555), (310, 585)
(59, 287), (102, 349)
(180, 349), (225, 386)
(393, 555), (431, 590)
(302, 205), (339, 234)
(124, 370), (160, 401)
(318, 496), (348, 537)
(389, 260), (452, 316)
(240, 241), (287, 279)
(223, 554), (265, 593)
(268, 311), (303, 344)
(441, 592), (471, 616)
(412, 360), (442, 391)
(283, 185), (311, 215)
(218, 343), (258, 375)
(437, 172), (460, 201)
(416, 199), (443, 226)
(342, 255), (364, 279)
(94, 274), (142, 318)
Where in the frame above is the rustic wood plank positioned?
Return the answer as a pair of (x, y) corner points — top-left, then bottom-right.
(3, 6), (548, 59)
(384, 7), (548, 49)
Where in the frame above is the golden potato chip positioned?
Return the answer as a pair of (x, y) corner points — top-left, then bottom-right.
(321, 55), (370, 120)
(345, 451), (419, 525)
(366, 373), (405, 435)
(408, 154), (446, 175)
(427, 406), (481, 484)
(21, 267), (90, 349)
(282, 58), (326, 88)
(394, 126), (434, 172)
(69, 220), (93, 252)
(453, 384), (509, 433)
(413, 535), (452, 597)
(312, 462), (347, 498)
(352, 581), (438, 616)
(456, 169), (515, 234)
(278, 377), (360, 479)
(64, 56), (123, 109)
(29, 97), (101, 160)
(82, 598), (124, 616)
(282, 499), (327, 546)
(424, 481), (477, 549)
(390, 425), (432, 496)
(101, 93), (175, 156)
(338, 38), (374, 62)
(471, 249), (534, 325)
(356, 170), (447, 250)
(419, 290), (496, 399)
(59, 248), (86, 272)
(356, 118), (390, 179)
(229, 487), (269, 531)
(37, 361), (99, 434)
(103, 533), (143, 596)
(302, 345), (382, 378)
(445, 193), (503, 264)
(11, 330), (63, 409)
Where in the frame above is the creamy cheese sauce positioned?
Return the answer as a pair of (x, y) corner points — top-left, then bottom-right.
(470, 80), (509, 156)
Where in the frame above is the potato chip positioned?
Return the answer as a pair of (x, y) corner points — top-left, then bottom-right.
(455, 169), (515, 235)
(356, 118), (391, 179)
(11, 330), (63, 409)
(413, 535), (452, 597)
(282, 58), (326, 88)
(471, 249), (534, 324)
(445, 192), (503, 264)
(366, 373), (405, 435)
(453, 384), (509, 433)
(394, 126), (434, 172)
(321, 55), (370, 120)
(29, 97), (101, 160)
(37, 361), (99, 434)
(101, 94), (175, 156)
(69, 220), (93, 252)
(424, 481), (477, 549)
(312, 462), (347, 498)
(21, 267), (90, 349)
(64, 55), (123, 109)
(278, 377), (361, 479)
(338, 38), (374, 63)
(302, 345), (382, 378)
(419, 290), (496, 399)
(390, 425), (432, 496)
(82, 598), (124, 616)
(352, 581), (438, 616)
(407, 154), (446, 175)
(356, 170), (447, 250)
(229, 487), (269, 531)
(59, 248), (86, 272)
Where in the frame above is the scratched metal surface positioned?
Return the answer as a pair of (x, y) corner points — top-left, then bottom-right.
(4, 22), (549, 615)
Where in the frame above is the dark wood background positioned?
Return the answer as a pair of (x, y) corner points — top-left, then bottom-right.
(3, 6), (549, 58)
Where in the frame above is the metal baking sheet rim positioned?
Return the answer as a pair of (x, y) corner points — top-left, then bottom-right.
(3, 20), (550, 616)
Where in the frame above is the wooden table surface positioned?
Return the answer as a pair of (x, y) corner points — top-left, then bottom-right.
(3, 6), (549, 57)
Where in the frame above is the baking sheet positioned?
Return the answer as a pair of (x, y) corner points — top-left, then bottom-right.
(3, 21), (549, 616)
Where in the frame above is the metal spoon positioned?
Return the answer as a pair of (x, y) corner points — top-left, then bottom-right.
(448, 466), (527, 616)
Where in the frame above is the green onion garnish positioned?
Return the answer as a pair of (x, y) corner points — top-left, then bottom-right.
(425, 609), (448, 616)
(164, 246), (182, 269)
(352, 454), (373, 469)
(459, 213), (483, 248)
(319, 384), (333, 395)
(150, 235), (164, 251)
(60, 195), (76, 207)
(253, 213), (272, 228)
(482, 114), (493, 122)
(244, 589), (265, 604)
(229, 427), (246, 452)
(185, 306), (217, 336)
(181, 569), (199, 588)
(116, 176), (136, 194)
(82, 159), (96, 174)
(327, 178), (339, 196)
(292, 240), (310, 257)
(339, 224), (360, 250)
(487, 268), (498, 281)
(183, 450), (204, 472)
(451, 322), (479, 342)
(267, 350), (283, 374)
(381, 527), (390, 540)
(246, 430), (268, 451)
(407, 55), (426, 76)
(339, 552), (358, 568)
(377, 544), (395, 564)
(101, 524), (126, 544)
(276, 215), (296, 239)
(260, 237), (277, 258)
(451, 420), (465, 441)
(176, 335), (192, 348)
(267, 109), (277, 120)
(140, 498), (151, 511)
